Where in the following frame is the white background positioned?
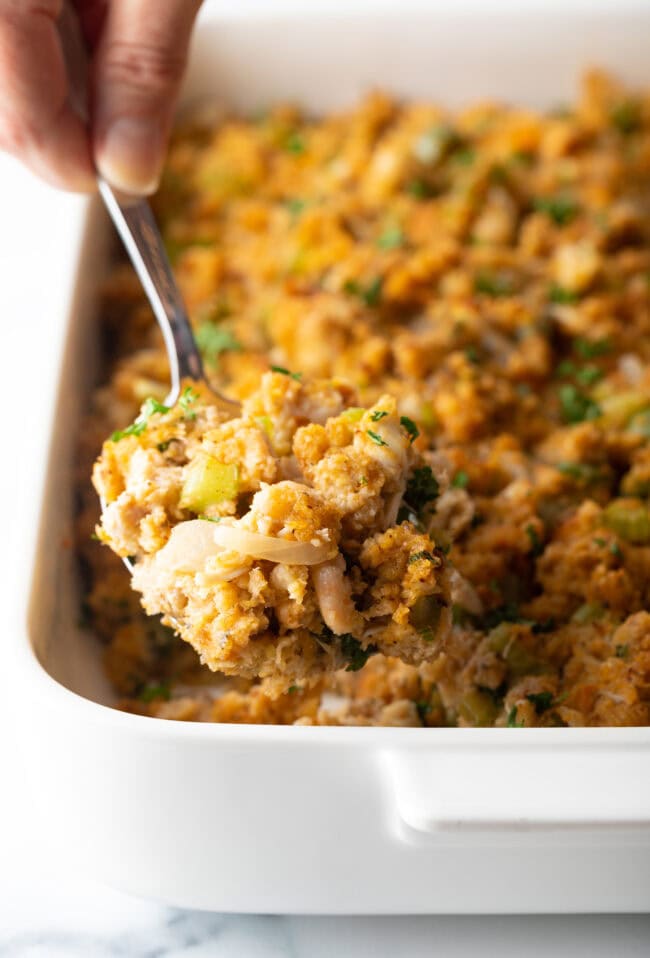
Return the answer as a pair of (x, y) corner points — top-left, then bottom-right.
(1, 1), (649, 953)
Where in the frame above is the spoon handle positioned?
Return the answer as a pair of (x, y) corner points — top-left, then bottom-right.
(98, 179), (204, 403)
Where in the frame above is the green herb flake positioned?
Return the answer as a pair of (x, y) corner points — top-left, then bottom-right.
(610, 541), (623, 559)
(507, 706), (524, 728)
(526, 691), (554, 713)
(558, 385), (602, 424)
(400, 415), (420, 443)
(615, 643), (630, 659)
(415, 701), (431, 723)
(283, 131), (306, 154)
(340, 635), (377, 672)
(285, 198), (306, 219)
(475, 272), (513, 298)
(179, 385), (199, 420)
(287, 685), (300, 694)
(611, 101), (642, 135)
(549, 284), (580, 305)
(451, 470), (469, 489)
(453, 147), (476, 166)
(139, 682), (171, 704)
(593, 537), (607, 548)
(555, 359), (576, 378)
(377, 225), (404, 250)
(464, 345), (481, 364)
(370, 410), (389, 422)
(344, 276), (383, 307)
(556, 461), (604, 483)
(525, 523), (544, 557)
(405, 178), (435, 200)
(196, 321), (242, 365)
(575, 365), (603, 387)
(111, 397), (171, 442)
(270, 365), (302, 381)
(409, 550), (435, 565)
(573, 336), (611, 360)
(533, 195), (580, 226)
(366, 429), (388, 447)
(404, 466), (440, 514)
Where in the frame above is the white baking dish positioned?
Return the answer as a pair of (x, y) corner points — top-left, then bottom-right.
(12, 0), (650, 914)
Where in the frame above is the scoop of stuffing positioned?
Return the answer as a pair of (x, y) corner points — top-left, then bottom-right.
(93, 372), (453, 693)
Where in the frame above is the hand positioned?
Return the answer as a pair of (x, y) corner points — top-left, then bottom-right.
(0, 0), (203, 194)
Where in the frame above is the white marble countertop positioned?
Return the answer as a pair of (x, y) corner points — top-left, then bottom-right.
(1, 4), (649, 950)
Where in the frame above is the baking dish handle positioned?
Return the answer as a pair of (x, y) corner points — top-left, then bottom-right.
(382, 745), (650, 833)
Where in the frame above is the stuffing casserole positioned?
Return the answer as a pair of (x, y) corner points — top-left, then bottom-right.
(79, 71), (650, 726)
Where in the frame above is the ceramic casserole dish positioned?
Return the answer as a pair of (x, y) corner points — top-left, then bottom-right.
(13, 0), (650, 913)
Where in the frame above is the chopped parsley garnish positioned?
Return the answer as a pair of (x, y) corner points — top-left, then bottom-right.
(139, 682), (171, 703)
(507, 706), (524, 728)
(405, 178), (435, 200)
(400, 415), (419, 442)
(340, 635), (377, 672)
(525, 524), (543, 557)
(111, 397), (170, 442)
(555, 359), (576, 378)
(157, 440), (172, 452)
(404, 466), (440, 515)
(610, 541), (623, 559)
(573, 336), (611, 360)
(549, 284), (580, 305)
(453, 147), (475, 166)
(179, 385), (199, 420)
(366, 429), (388, 446)
(377, 225), (405, 250)
(615, 643), (630, 659)
(558, 385), (602, 424)
(283, 131), (306, 154)
(415, 701), (431, 723)
(474, 272), (513, 298)
(409, 550), (435, 565)
(526, 691), (554, 713)
(451, 470), (469, 489)
(464, 345), (481, 364)
(556, 461), (604, 483)
(285, 198), (306, 219)
(344, 276), (383, 307)
(533, 195), (579, 226)
(370, 410), (388, 422)
(196, 321), (242, 365)
(270, 365), (302, 381)
(287, 685), (300, 694)
(575, 365), (603, 386)
(611, 101), (642, 135)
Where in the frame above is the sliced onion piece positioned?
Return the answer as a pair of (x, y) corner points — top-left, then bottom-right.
(212, 524), (336, 565)
(153, 519), (224, 574)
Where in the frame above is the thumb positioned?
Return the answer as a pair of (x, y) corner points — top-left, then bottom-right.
(92, 0), (202, 195)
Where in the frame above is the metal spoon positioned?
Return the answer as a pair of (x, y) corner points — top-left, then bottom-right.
(98, 183), (240, 582)
(98, 179), (240, 409)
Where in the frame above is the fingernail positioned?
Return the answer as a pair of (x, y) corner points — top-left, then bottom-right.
(97, 117), (163, 195)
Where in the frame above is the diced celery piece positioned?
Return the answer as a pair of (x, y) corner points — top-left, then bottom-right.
(180, 456), (239, 512)
(410, 595), (443, 632)
(419, 401), (438, 432)
(572, 602), (605, 624)
(341, 407), (365, 423)
(458, 690), (499, 726)
(599, 391), (650, 428)
(256, 415), (274, 437)
(602, 499), (650, 543)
